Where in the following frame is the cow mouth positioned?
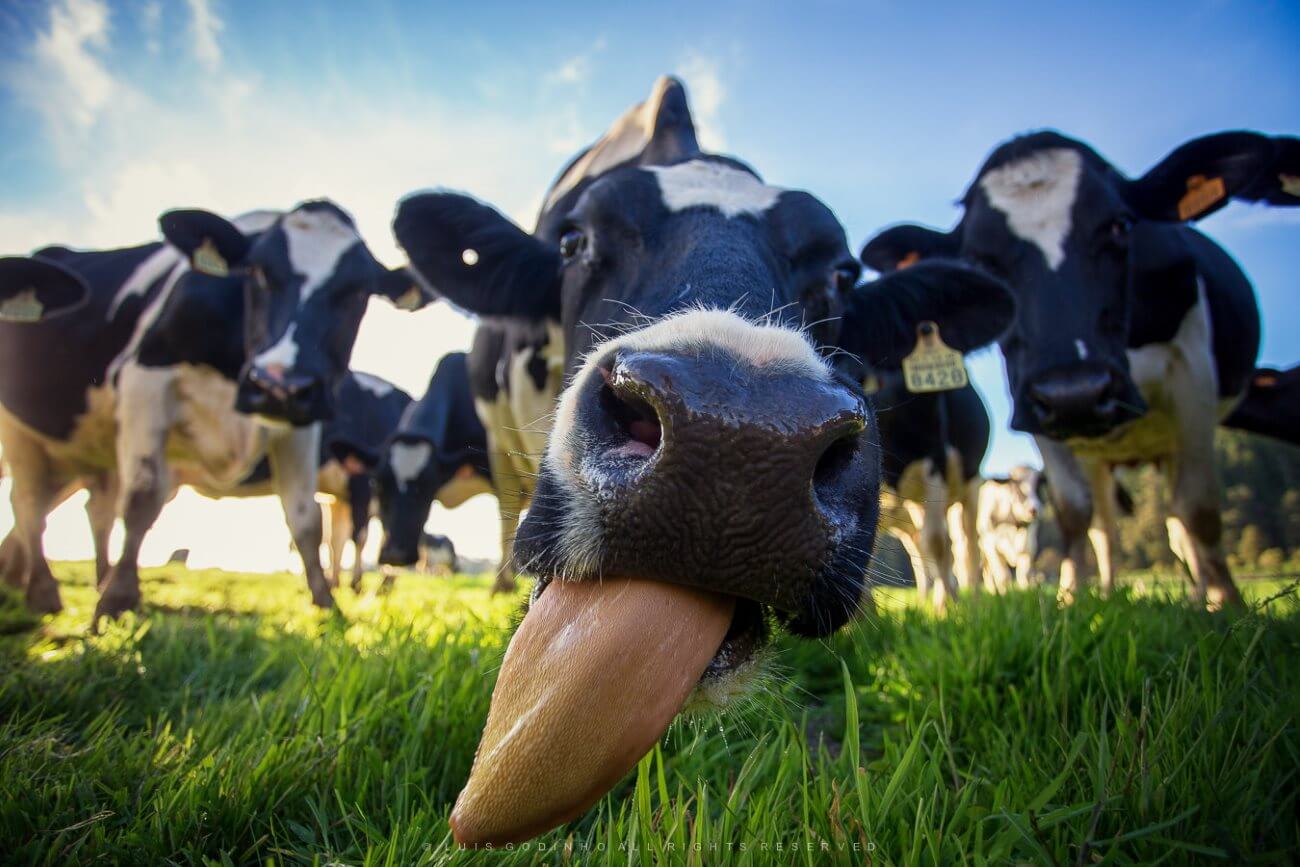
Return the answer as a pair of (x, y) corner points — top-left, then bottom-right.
(449, 576), (770, 848)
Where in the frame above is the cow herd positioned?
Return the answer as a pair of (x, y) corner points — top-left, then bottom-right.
(1, 73), (1297, 845)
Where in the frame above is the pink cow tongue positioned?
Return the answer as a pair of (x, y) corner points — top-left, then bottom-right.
(450, 577), (735, 847)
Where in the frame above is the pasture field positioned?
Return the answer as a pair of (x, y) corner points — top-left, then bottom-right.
(1, 564), (1297, 865)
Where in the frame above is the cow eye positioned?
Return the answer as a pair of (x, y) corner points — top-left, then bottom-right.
(832, 266), (858, 293)
(1109, 216), (1133, 239)
(559, 228), (585, 261)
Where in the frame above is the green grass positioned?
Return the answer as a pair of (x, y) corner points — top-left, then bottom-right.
(1, 564), (1297, 865)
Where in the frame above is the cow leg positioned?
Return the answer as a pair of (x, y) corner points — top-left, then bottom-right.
(268, 426), (333, 609)
(1085, 461), (1121, 598)
(981, 532), (1012, 594)
(84, 473), (119, 589)
(919, 464), (957, 607)
(487, 436), (522, 595)
(1165, 454), (1243, 610)
(4, 433), (64, 614)
(888, 526), (930, 603)
(0, 530), (26, 589)
(1037, 437), (1093, 603)
(955, 479), (982, 597)
(351, 520), (368, 593)
(98, 365), (178, 622)
(324, 499), (350, 589)
(1015, 524), (1039, 589)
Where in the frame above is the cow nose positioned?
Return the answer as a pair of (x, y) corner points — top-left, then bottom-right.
(237, 366), (330, 424)
(1026, 367), (1135, 437)
(379, 538), (417, 567)
(572, 350), (869, 611)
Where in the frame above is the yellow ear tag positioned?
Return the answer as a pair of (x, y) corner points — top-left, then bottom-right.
(902, 321), (967, 393)
(1177, 175), (1226, 221)
(1280, 174), (1300, 197)
(862, 372), (882, 394)
(0, 288), (44, 322)
(193, 238), (229, 277)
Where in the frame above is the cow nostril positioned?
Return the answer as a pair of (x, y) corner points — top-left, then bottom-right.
(813, 431), (859, 502)
(598, 378), (663, 459)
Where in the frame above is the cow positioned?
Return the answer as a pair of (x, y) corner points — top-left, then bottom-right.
(976, 465), (1046, 592)
(418, 532), (457, 575)
(235, 370), (414, 591)
(863, 129), (1298, 609)
(390, 76), (1013, 845)
(0, 257), (91, 323)
(869, 370), (990, 607)
(1222, 366), (1300, 447)
(0, 201), (426, 618)
(372, 350), (494, 576)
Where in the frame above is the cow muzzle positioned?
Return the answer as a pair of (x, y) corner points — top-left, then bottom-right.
(236, 365), (331, 426)
(1017, 365), (1144, 438)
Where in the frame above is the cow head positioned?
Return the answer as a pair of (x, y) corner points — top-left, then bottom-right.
(372, 432), (463, 567)
(866, 130), (1295, 440)
(160, 201), (430, 427)
(394, 77), (1013, 844)
(996, 465), (1045, 525)
(0, 256), (91, 322)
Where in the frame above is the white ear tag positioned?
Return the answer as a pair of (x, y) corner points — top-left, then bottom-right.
(1280, 174), (1300, 197)
(902, 321), (967, 393)
(0, 289), (44, 322)
(193, 238), (230, 277)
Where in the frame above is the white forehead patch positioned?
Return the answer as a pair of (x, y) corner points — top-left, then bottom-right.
(979, 148), (1081, 271)
(389, 440), (433, 492)
(353, 371), (394, 398)
(543, 75), (679, 214)
(648, 161), (782, 218)
(282, 207), (362, 300)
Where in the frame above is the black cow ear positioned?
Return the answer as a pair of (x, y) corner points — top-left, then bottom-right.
(860, 223), (960, 274)
(840, 258), (1014, 369)
(0, 256), (91, 322)
(393, 192), (561, 320)
(159, 209), (252, 276)
(1235, 136), (1300, 207)
(375, 266), (435, 311)
(1126, 131), (1280, 222)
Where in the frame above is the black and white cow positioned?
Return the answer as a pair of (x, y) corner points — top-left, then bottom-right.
(976, 465), (1046, 592)
(865, 370), (990, 607)
(234, 370), (414, 591)
(390, 77), (1012, 841)
(418, 532), (458, 575)
(373, 350), (494, 574)
(863, 129), (1298, 608)
(0, 202), (425, 618)
(1222, 366), (1300, 447)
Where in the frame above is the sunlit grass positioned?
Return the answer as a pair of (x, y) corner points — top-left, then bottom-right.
(1, 565), (1296, 864)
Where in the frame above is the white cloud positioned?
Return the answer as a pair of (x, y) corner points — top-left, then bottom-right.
(8, 0), (117, 150)
(676, 52), (727, 151)
(184, 0), (224, 70)
(140, 0), (162, 54)
(544, 36), (607, 88)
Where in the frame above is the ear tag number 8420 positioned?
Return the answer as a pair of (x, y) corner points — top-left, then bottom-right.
(902, 321), (967, 393)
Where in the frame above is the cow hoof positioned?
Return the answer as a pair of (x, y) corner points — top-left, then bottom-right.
(93, 587), (140, 624)
(310, 588), (335, 609)
(350, 578), (364, 594)
(26, 581), (63, 615)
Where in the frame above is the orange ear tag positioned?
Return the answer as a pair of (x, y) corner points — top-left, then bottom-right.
(1177, 175), (1226, 221)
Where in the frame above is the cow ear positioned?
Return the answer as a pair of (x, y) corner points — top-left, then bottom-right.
(1125, 131), (1280, 222)
(860, 223), (960, 274)
(159, 209), (252, 276)
(1236, 136), (1300, 207)
(840, 259), (1014, 369)
(0, 256), (91, 322)
(375, 266), (436, 311)
(393, 192), (561, 319)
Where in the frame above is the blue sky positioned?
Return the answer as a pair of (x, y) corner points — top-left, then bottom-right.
(0, 0), (1297, 563)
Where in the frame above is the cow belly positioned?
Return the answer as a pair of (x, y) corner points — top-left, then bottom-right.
(166, 365), (266, 490)
(0, 383), (118, 475)
(436, 471), (494, 509)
